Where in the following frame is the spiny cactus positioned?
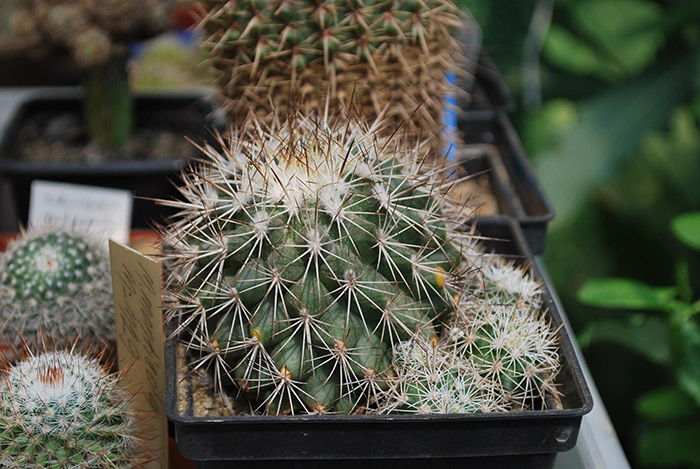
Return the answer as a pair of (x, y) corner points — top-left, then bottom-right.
(0, 228), (114, 346)
(1, 0), (173, 148)
(161, 112), (561, 415)
(0, 345), (141, 468)
(379, 259), (559, 414)
(197, 0), (464, 144)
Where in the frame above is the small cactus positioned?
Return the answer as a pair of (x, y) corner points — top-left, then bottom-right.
(0, 346), (141, 468)
(0, 228), (114, 346)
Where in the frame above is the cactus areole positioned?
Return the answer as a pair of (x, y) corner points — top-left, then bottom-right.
(161, 114), (561, 415)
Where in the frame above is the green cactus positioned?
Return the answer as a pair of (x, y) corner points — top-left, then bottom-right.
(0, 229), (114, 346)
(0, 347), (141, 468)
(161, 112), (562, 415)
(1, 0), (173, 148)
(197, 0), (464, 143)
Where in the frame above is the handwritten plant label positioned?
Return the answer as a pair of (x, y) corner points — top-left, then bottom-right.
(109, 240), (167, 469)
(29, 180), (132, 244)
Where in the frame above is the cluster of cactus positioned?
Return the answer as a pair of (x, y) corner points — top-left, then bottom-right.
(0, 345), (140, 468)
(161, 112), (561, 415)
(0, 228), (114, 346)
(380, 259), (559, 414)
(2, 0), (174, 148)
(197, 0), (464, 143)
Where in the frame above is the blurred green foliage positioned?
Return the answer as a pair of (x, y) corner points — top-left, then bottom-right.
(461, 0), (700, 466)
(579, 213), (700, 467)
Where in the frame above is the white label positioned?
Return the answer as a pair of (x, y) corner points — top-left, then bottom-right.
(29, 180), (132, 244)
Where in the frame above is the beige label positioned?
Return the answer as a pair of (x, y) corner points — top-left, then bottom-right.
(109, 240), (167, 469)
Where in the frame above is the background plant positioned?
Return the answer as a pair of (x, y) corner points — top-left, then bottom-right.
(460, 0), (700, 465)
(0, 0), (174, 148)
(578, 212), (700, 467)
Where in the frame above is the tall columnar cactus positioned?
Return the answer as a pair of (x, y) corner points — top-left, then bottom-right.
(0, 347), (141, 467)
(0, 228), (114, 346)
(1, 0), (173, 148)
(197, 0), (464, 143)
(161, 112), (561, 415)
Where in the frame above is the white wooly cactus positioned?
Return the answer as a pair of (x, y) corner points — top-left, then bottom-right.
(160, 111), (561, 415)
(0, 228), (113, 345)
(0, 349), (139, 468)
(379, 259), (560, 413)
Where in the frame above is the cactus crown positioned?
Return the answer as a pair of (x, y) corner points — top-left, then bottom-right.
(0, 348), (139, 468)
(0, 228), (114, 346)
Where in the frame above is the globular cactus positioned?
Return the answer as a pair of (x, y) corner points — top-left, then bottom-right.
(161, 112), (562, 415)
(0, 346), (141, 468)
(381, 260), (560, 413)
(0, 228), (114, 346)
(197, 0), (465, 144)
(161, 112), (473, 414)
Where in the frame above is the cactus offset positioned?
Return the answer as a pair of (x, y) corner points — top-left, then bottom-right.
(0, 229), (113, 346)
(161, 112), (563, 415)
(0, 347), (141, 468)
(198, 0), (465, 144)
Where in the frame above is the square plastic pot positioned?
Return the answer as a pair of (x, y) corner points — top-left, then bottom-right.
(0, 88), (219, 229)
(458, 111), (555, 255)
(165, 218), (592, 468)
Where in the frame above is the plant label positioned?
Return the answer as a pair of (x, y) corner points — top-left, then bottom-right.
(29, 180), (132, 244)
(109, 240), (167, 469)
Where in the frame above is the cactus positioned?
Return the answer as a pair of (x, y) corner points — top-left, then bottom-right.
(1, 0), (173, 148)
(0, 228), (114, 346)
(160, 111), (561, 415)
(197, 0), (464, 144)
(0, 346), (141, 468)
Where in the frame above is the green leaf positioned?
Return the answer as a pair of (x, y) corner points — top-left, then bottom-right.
(534, 54), (695, 228)
(543, 24), (598, 75)
(636, 386), (700, 422)
(672, 212), (700, 252)
(577, 315), (671, 365)
(578, 277), (676, 310)
(572, 0), (664, 80)
(637, 423), (700, 466)
(676, 320), (700, 405)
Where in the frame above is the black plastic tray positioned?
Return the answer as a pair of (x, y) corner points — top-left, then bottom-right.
(458, 112), (554, 255)
(166, 218), (592, 468)
(469, 52), (516, 113)
(0, 88), (219, 228)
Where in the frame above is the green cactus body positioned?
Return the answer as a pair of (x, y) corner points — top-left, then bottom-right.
(162, 114), (477, 414)
(0, 350), (139, 468)
(0, 229), (114, 345)
(198, 0), (464, 143)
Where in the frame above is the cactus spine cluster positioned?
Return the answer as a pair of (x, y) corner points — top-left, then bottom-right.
(0, 229), (114, 346)
(198, 0), (464, 143)
(0, 347), (139, 468)
(161, 112), (561, 415)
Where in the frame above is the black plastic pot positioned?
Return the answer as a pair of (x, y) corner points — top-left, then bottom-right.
(166, 218), (592, 468)
(458, 111), (554, 255)
(0, 88), (219, 228)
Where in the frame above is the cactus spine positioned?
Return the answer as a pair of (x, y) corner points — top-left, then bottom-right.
(161, 112), (562, 415)
(0, 228), (114, 346)
(0, 347), (140, 468)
